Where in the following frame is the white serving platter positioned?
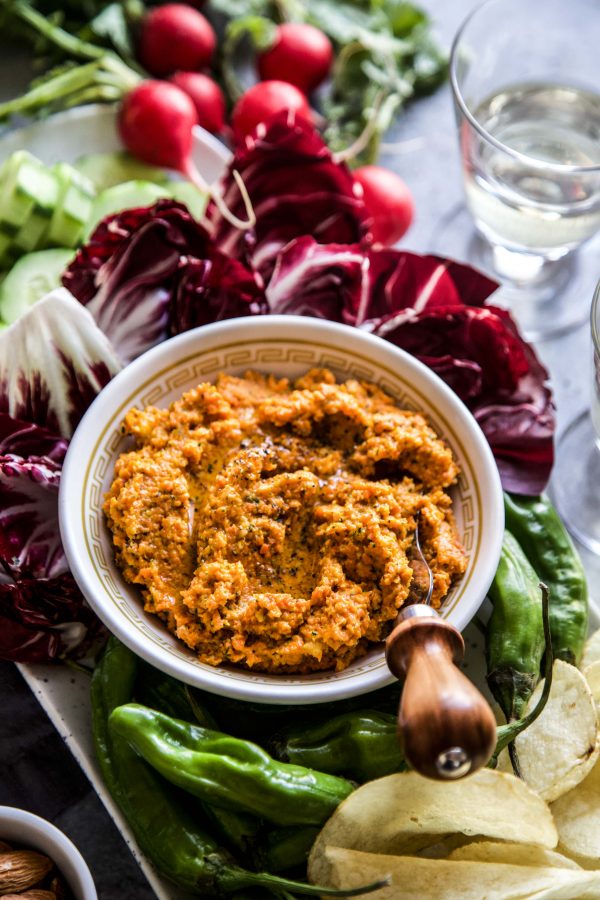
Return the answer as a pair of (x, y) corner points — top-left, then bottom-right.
(5, 104), (600, 899)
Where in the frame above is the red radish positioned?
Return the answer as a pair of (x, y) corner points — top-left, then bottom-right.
(353, 165), (414, 246)
(232, 80), (312, 143)
(138, 4), (216, 78)
(118, 80), (198, 170)
(258, 23), (333, 94)
(169, 72), (226, 134)
(118, 80), (254, 230)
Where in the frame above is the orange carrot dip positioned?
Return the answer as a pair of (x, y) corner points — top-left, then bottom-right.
(104, 369), (466, 673)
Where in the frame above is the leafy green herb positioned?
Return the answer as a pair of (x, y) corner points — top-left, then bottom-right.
(221, 14), (277, 101)
(214, 0), (446, 163)
(83, 2), (141, 66)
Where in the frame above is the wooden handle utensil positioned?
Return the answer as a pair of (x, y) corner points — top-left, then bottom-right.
(386, 604), (497, 780)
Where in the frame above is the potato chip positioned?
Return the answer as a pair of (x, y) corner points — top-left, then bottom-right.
(310, 847), (600, 899)
(416, 834), (474, 860)
(581, 628), (600, 671)
(555, 849), (600, 872)
(308, 769), (557, 884)
(447, 839), (581, 869)
(552, 757), (600, 863)
(509, 660), (598, 802)
(583, 661), (600, 712)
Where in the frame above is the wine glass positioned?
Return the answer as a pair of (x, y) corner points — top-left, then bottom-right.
(444, 0), (600, 340)
(552, 280), (600, 552)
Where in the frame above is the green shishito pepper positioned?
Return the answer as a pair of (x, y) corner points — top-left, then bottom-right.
(109, 704), (355, 827)
(486, 530), (545, 723)
(253, 826), (321, 874)
(135, 665), (260, 859)
(136, 662), (201, 723)
(491, 584), (554, 764)
(504, 492), (588, 666)
(271, 711), (407, 783)
(92, 640), (384, 898)
(136, 671), (331, 874)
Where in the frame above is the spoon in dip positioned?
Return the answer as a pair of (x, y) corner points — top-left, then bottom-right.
(385, 522), (497, 781)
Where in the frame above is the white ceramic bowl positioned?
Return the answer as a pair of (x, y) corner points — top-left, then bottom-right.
(0, 103), (230, 181)
(0, 806), (97, 900)
(60, 316), (504, 704)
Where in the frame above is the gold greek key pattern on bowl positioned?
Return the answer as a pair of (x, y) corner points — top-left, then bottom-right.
(83, 339), (479, 685)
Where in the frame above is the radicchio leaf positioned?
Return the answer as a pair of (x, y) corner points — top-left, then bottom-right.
(265, 238), (554, 494)
(346, 250), (499, 329)
(0, 413), (69, 462)
(64, 203), (195, 363)
(64, 201), (267, 352)
(205, 111), (371, 279)
(267, 237), (365, 320)
(266, 239), (498, 325)
(0, 288), (121, 439)
(379, 305), (554, 495)
(172, 256), (268, 333)
(0, 573), (103, 663)
(0, 452), (66, 581)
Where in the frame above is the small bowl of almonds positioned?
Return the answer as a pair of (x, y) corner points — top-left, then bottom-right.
(0, 808), (96, 900)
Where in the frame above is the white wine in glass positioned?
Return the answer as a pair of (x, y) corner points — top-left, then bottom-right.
(449, 0), (600, 339)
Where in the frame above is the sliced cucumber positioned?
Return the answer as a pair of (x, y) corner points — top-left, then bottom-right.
(0, 248), (75, 324)
(0, 152), (99, 264)
(46, 163), (96, 248)
(0, 152), (36, 231)
(168, 181), (208, 220)
(13, 205), (57, 255)
(85, 180), (170, 238)
(74, 151), (170, 192)
(0, 151), (59, 239)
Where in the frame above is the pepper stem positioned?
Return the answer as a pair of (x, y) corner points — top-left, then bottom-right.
(224, 867), (390, 897)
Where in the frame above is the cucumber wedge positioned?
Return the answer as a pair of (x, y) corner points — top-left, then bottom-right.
(46, 163), (96, 248)
(0, 247), (75, 324)
(0, 152), (98, 266)
(0, 151), (59, 250)
(14, 207), (55, 254)
(74, 151), (170, 192)
(0, 151), (39, 231)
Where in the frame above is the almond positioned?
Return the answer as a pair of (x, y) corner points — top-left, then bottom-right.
(0, 850), (52, 893)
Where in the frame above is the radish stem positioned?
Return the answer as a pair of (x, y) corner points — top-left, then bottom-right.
(184, 160), (256, 230)
(0, 54), (139, 123)
(13, 2), (108, 60)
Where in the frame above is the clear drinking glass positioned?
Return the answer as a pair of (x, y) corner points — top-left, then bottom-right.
(448, 0), (600, 339)
(552, 280), (600, 552)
